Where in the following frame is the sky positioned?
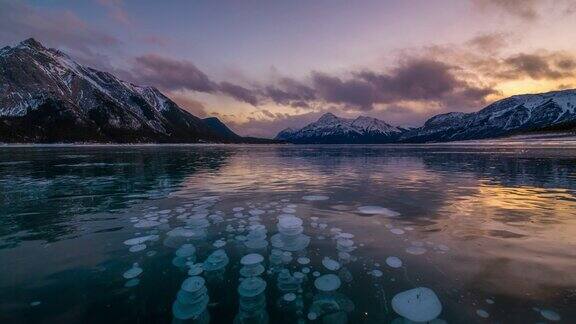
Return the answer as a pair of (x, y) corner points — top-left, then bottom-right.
(1, 0), (576, 137)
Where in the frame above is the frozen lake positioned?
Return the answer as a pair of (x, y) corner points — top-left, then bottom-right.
(0, 144), (575, 323)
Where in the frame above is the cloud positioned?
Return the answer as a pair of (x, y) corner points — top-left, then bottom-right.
(96, 0), (131, 26)
(471, 0), (576, 21)
(128, 54), (261, 106)
(263, 77), (317, 106)
(130, 54), (217, 92)
(502, 53), (572, 80)
(218, 81), (259, 106)
(311, 72), (378, 110)
(164, 91), (208, 117)
(0, 1), (119, 50)
(140, 35), (171, 47)
(226, 111), (327, 138)
(472, 52), (576, 81)
(0, 0), (121, 71)
(466, 33), (508, 54)
(305, 58), (497, 111)
(472, 0), (539, 20)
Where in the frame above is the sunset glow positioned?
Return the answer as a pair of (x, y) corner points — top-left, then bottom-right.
(1, 0), (575, 137)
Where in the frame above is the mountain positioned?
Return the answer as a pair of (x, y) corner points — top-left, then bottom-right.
(0, 38), (265, 143)
(400, 89), (576, 142)
(202, 117), (241, 140)
(277, 90), (576, 144)
(275, 127), (298, 141)
(275, 113), (403, 143)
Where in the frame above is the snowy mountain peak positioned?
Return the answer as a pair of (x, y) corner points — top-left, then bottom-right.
(276, 113), (402, 143)
(0, 38), (254, 143)
(402, 88), (576, 142)
(317, 112), (342, 123)
(17, 38), (46, 51)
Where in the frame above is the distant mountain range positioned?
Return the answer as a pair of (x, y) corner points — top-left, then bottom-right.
(0, 38), (273, 143)
(275, 113), (406, 144)
(277, 90), (576, 143)
(2, 39), (575, 144)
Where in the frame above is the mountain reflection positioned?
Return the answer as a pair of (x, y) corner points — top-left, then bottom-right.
(0, 145), (575, 323)
(0, 146), (234, 246)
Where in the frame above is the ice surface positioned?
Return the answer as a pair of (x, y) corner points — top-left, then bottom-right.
(391, 287), (442, 322)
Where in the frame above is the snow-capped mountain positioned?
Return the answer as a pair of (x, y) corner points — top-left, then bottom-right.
(275, 113), (403, 143)
(0, 38), (254, 143)
(277, 90), (576, 144)
(401, 89), (576, 142)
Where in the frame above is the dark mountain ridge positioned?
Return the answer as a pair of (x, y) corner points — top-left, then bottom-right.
(0, 38), (272, 144)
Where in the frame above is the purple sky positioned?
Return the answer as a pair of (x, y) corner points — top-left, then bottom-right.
(1, 0), (576, 137)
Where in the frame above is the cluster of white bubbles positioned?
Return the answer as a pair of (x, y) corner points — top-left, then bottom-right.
(391, 287), (442, 323)
(244, 224), (269, 254)
(172, 276), (210, 322)
(271, 215), (310, 252)
(202, 249), (230, 282)
(236, 277), (268, 323)
(308, 274), (354, 322)
(236, 252), (268, 323)
(118, 194), (521, 323)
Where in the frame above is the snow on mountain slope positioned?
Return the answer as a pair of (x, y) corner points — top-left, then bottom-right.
(402, 89), (576, 142)
(277, 89), (576, 144)
(0, 38), (247, 143)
